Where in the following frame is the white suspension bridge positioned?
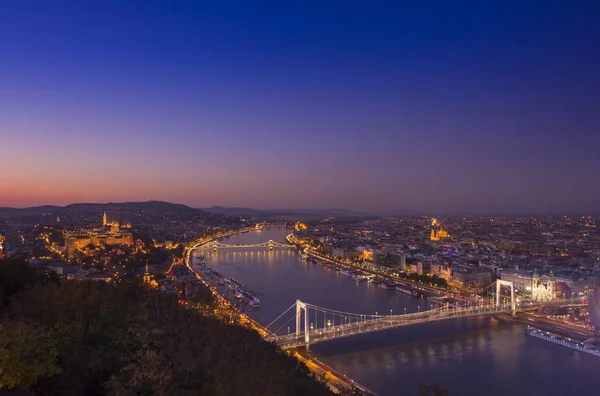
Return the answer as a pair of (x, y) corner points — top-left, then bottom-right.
(265, 280), (530, 349)
(196, 240), (294, 251)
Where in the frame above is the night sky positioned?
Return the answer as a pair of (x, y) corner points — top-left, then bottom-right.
(1, 1), (599, 214)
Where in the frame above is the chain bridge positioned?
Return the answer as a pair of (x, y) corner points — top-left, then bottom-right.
(197, 239), (293, 250)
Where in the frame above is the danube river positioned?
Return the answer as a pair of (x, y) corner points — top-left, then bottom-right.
(191, 229), (600, 396)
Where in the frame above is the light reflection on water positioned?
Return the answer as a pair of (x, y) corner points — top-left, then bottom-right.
(192, 229), (600, 396)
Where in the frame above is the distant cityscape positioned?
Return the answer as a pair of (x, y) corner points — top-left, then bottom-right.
(2, 201), (599, 313)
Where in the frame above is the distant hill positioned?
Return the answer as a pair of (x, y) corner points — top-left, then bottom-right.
(202, 206), (266, 217)
(0, 205), (63, 215)
(0, 201), (203, 217)
(201, 206), (371, 219)
(267, 208), (367, 217)
(67, 200), (197, 214)
(377, 209), (418, 216)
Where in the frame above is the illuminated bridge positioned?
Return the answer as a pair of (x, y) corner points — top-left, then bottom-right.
(197, 240), (294, 250)
(265, 280), (531, 348)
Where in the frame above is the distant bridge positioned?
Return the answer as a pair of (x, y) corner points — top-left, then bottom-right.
(265, 280), (530, 348)
(197, 240), (293, 250)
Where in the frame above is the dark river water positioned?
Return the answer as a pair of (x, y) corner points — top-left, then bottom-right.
(191, 229), (600, 396)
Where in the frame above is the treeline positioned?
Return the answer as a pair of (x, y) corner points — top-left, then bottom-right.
(399, 272), (449, 288)
(0, 258), (332, 395)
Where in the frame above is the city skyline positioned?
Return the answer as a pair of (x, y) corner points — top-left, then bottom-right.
(2, 2), (599, 213)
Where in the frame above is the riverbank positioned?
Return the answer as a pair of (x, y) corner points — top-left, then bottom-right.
(292, 236), (452, 308)
(497, 312), (596, 342)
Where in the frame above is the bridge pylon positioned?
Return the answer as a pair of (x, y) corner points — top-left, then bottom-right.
(296, 300), (309, 345)
(496, 280), (515, 313)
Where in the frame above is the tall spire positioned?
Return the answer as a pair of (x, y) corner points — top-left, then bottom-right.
(103, 211), (107, 226)
(145, 261), (150, 275)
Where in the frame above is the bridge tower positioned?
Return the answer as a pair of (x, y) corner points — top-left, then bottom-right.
(212, 242), (218, 251)
(269, 240), (274, 250)
(296, 300), (310, 345)
(496, 280), (516, 312)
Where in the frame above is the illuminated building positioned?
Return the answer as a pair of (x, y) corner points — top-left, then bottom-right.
(143, 262), (158, 288)
(356, 246), (373, 261)
(430, 262), (452, 280)
(531, 269), (555, 301)
(295, 222), (308, 231)
(64, 212), (133, 257)
(453, 266), (492, 285)
(500, 269), (533, 292)
(430, 218), (450, 241)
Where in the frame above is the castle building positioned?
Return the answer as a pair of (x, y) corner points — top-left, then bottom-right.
(64, 212), (133, 257)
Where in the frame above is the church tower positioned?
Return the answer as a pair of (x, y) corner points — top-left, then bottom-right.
(103, 211), (108, 226)
(143, 261), (157, 288)
(143, 261), (152, 284)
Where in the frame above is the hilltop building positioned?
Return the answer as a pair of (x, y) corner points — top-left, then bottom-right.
(64, 212), (133, 257)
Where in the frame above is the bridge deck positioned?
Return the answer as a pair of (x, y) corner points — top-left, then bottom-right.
(268, 306), (521, 348)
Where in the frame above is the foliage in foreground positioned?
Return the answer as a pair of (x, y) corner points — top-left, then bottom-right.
(0, 258), (331, 395)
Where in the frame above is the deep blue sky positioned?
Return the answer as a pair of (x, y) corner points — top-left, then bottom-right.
(1, 1), (599, 213)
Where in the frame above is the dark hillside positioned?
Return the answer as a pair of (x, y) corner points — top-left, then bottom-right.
(0, 258), (331, 396)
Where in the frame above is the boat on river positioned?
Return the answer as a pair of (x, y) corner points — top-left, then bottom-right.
(353, 274), (368, 282)
(239, 290), (261, 307)
(229, 278), (245, 289)
(395, 286), (418, 296)
(526, 326), (600, 357)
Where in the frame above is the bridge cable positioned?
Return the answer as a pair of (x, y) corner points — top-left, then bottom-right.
(265, 302), (298, 329)
(306, 302), (446, 319)
(271, 314), (300, 336)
